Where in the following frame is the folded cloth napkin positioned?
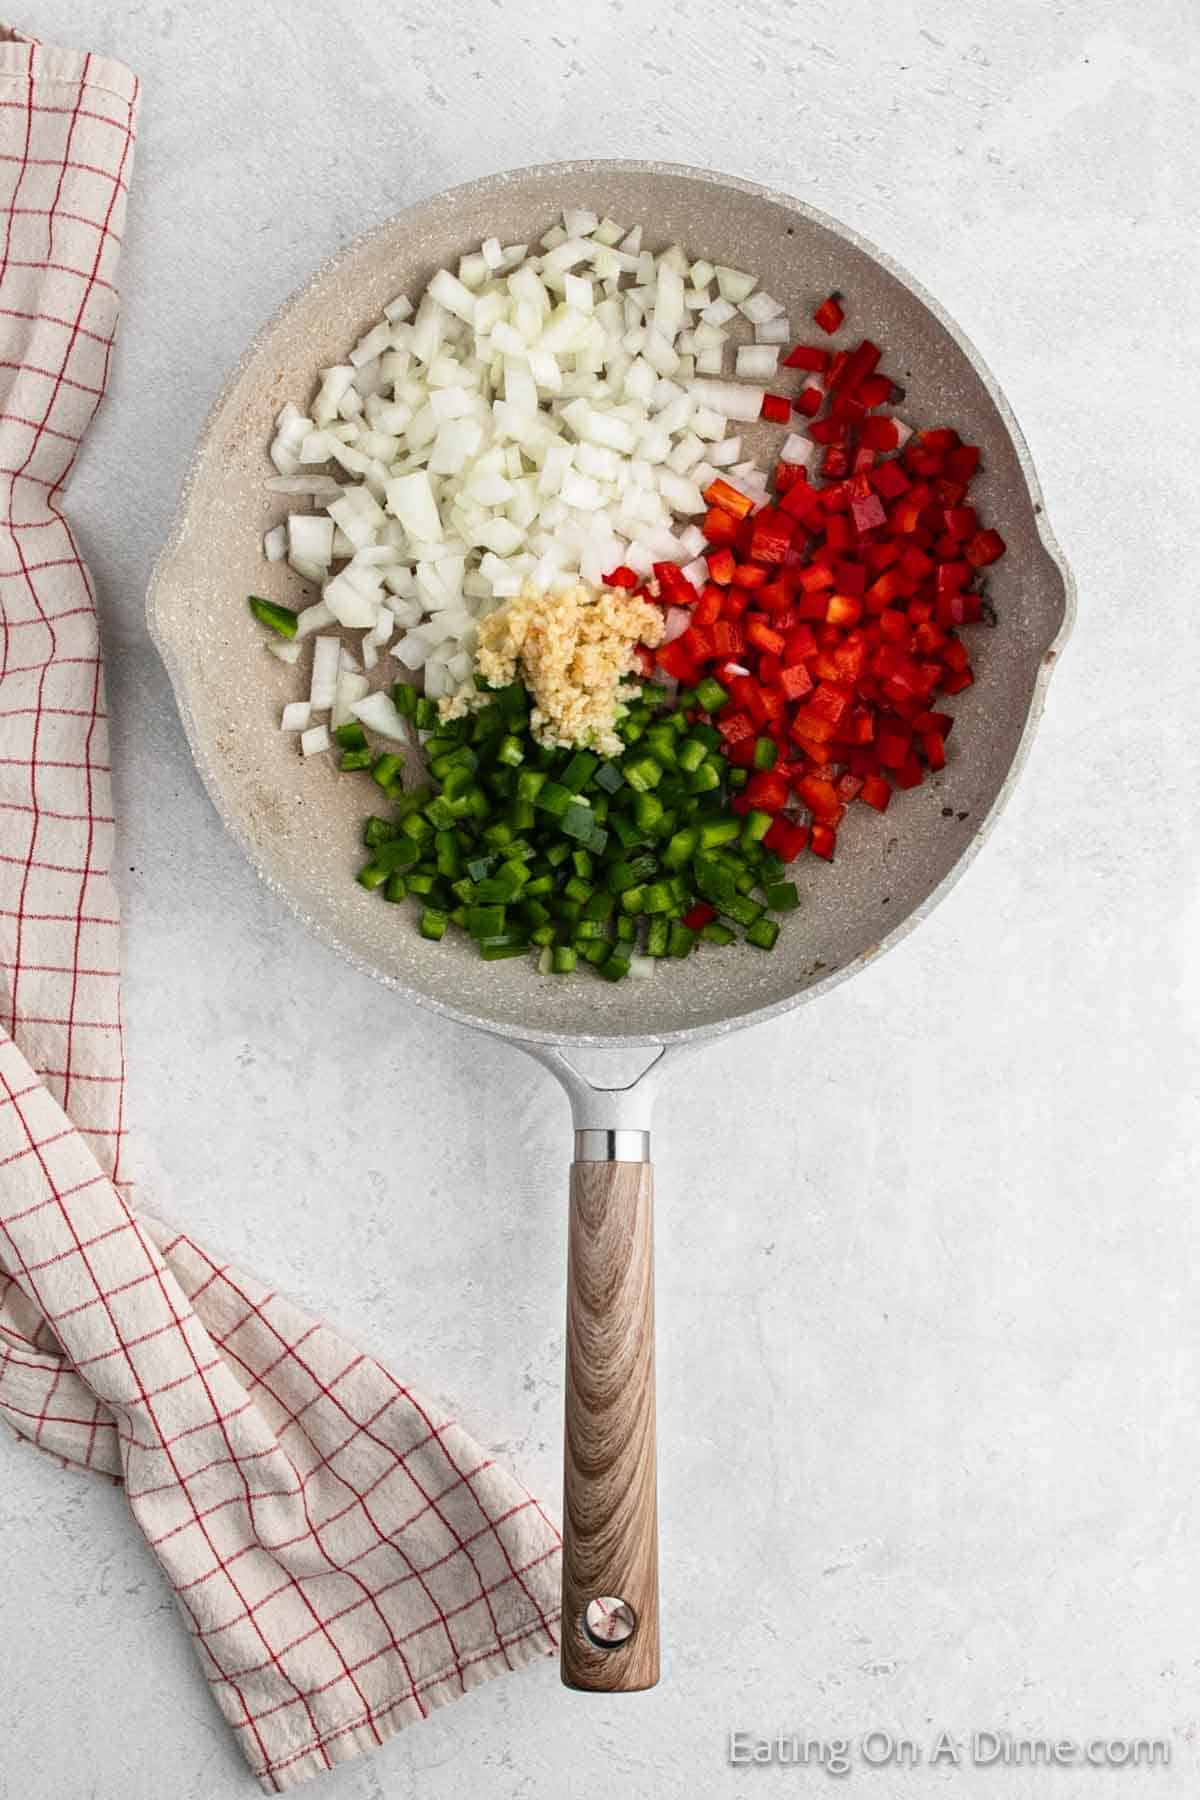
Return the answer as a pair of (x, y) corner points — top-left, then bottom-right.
(0, 26), (560, 1791)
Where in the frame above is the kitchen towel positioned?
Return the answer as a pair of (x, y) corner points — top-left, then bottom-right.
(0, 25), (561, 1791)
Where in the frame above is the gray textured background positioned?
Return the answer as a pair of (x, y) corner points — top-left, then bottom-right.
(2, 2), (1198, 1797)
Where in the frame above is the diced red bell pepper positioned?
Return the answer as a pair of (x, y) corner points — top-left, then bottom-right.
(798, 774), (845, 825)
(859, 416), (900, 451)
(763, 818), (810, 861)
(940, 665), (975, 695)
(693, 584), (723, 627)
(851, 492), (887, 534)
(760, 392), (791, 424)
(794, 384), (823, 417)
(965, 527), (1006, 567)
(744, 769), (790, 812)
(919, 427), (960, 452)
(809, 823), (837, 860)
(893, 753), (925, 790)
(877, 722), (912, 770)
(782, 344), (830, 372)
(825, 593), (862, 628)
(748, 508), (792, 565)
(834, 559), (866, 595)
(717, 708), (755, 744)
(922, 730), (947, 771)
(744, 617), (786, 656)
(779, 662), (814, 701)
(682, 902), (716, 931)
(654, 561), (700, 607)
(857, 373), (894, 408)
(808, 415), (848, 445)
(706, 544), (735, 586)
(704, 505), (740, 546)
(868, 458), (910, 500)
(943, 505), (978, 541)
(859, 772), (892, 812)
(702, 477), (756, 520)
(945, 443), (981, 483)
(813, 293), (845, 334)
(828, 338), (881, 397)
(655, 640), (698, 684)
(603, 564), (639, 589)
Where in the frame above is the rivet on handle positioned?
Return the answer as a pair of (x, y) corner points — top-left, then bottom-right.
(582, 1597), (638, 1649)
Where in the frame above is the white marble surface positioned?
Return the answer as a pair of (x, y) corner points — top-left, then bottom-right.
(3, 1), (1199, 1795)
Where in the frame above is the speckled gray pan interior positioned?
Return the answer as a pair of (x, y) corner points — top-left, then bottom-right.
(148, 161), (1073, 1049)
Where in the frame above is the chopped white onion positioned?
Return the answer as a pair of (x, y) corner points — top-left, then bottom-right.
(300, 724), (331, 757)
(309, 636), (341, 711)
(688, 379), (765, 423)
(780, 432), (817, 468)
(280, 701), (311, 732)
(735, 344), (780, 380)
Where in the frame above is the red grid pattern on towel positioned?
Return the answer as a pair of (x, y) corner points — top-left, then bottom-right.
(0, 30), (559, 1790)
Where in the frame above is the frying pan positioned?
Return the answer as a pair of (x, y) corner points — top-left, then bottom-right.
(147, 160), (1074, 1695)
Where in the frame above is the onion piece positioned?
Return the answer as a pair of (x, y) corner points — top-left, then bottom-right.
(300, 724), (331, 757)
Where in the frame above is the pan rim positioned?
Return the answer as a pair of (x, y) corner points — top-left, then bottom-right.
(147, 157), (1076, 1051)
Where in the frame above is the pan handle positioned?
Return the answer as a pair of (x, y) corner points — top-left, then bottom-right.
(561, 1148), (659, 1691)
(515, 1044), (681, 1690)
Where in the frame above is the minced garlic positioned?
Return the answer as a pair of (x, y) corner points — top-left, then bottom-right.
(441, 581), (664, 757)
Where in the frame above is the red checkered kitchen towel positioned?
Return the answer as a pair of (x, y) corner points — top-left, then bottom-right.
(0, 27), (561, 1791)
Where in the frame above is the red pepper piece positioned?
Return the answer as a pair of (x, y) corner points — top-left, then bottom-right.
(813, 294), (845, 335)
(745, 617), (786, 656)
(828, 338), (881, 397)
(798, 773), (845, 824)
(809, 823), (837, 860)
(702, 477), (756, 520)
(745, 769), (790, 812)
(821, 446), (852, 480)
(682, 901), (716, 931)
(655, 640), (698, 684)
(834, 559), (866, 596)
(782, 344), (830, 371)
(850, 492), (887, 534)
(706, 544), (735, 586)
(861, 374), (896, 408)
(653, 561), (700, 607)
(704, 505), (740, 545)
(693, 585), (723, 627)
(748, 508), (793, 565)
(793, 384), (823, 417)
(893, 753), (925, 790)
(919, 427), (960, 452)
(763, 817), (810, 861)
(922, 730), (947, 772)
(858, 772), (892, 812)
(779, 662), (814, 701)
(603, 564), (639, 589)
(825, 594), (862, 629)
(710, 619), (743, 658)
(859, 416), (900, 450)
(945, 443), (981, 483)
(965, 527), (1006, 567)
(940, 665), (975, 695)
(717, 708), (755, 744)
(734, 562), (769, 589)
(808, 415), (848, 445)
(869, 459), (910, 500)
(755, 580), (793, 614)
(943, 505), (978, 541)
(760, 392), (791, 424)
(877, 722), (912, 770)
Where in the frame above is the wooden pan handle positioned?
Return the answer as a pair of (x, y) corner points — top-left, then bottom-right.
(561, 1159), (659, 1691)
